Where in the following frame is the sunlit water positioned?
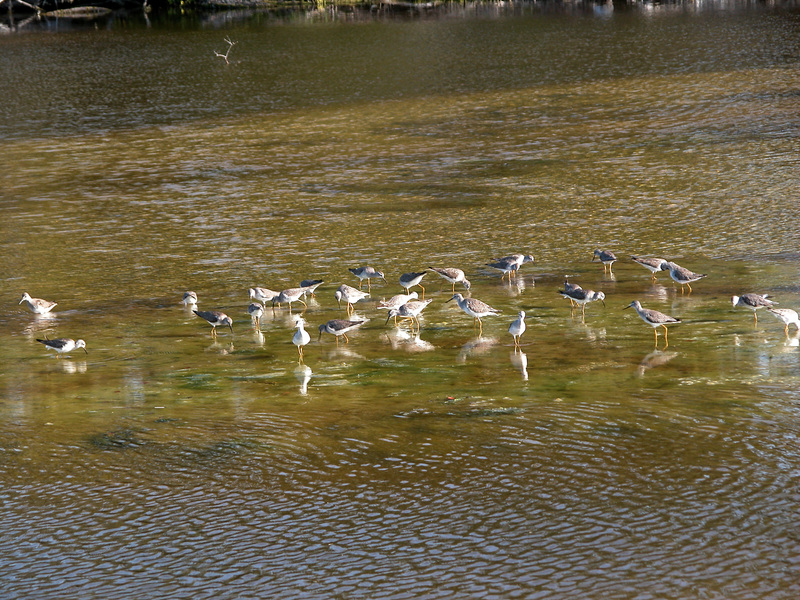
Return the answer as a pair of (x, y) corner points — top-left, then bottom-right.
(2, 3), (800, 598)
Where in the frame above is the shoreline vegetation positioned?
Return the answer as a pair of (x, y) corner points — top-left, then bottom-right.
(0, 0), (640, 32)
(0, 0), (713, 20)
(3, 0), (796, 34)
(0, 0), (525, 32)
(2, 0), (484, 12)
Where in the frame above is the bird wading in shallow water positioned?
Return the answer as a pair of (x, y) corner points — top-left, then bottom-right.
(273, 288), (308, 312)
(334, 284), (369, 314)
(293, 317), (311, 361)
(559, 277), (582, 307)
(429, 267), (471, 293)
(485, 258), (519, 281)
(349, 266), (386, 291)
(36, 337), (87, 358)
(592, 249), (617, 274)
(19, 292), (57, 315)
(630, 256), (668, 280)
(194, 310), (233, 337)
(508, 310), (527, 349)
(558, 286), (605, 317)
(495, 254), (534, 277)
(399, 271), (427, 298)
(318, 319), (366, 345)
(661, 261), (707, 294)
(247, 303), (264, 330)
(732, 293), (775, 325)
(386, 299), (432, 333)
(299, 279), (324, 298)
(249, 287), (280, 306)
(447, 293), (501, 336)
(624, 300), (681, 348)
(766, 308), (800, 336)
(377, 292), (419, 325)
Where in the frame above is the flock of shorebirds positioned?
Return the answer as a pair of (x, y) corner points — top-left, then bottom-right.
(19, 249), (800, 361)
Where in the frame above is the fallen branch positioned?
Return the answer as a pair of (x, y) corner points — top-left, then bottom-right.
(214, 36), (237, 65)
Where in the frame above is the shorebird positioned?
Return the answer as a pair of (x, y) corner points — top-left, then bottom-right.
(36, 337), (87, 358)
(247, 303), (264, 330)
(661, 261), (707, 293)
(558, 286), (605, 316)
(181, 291), (198, 307)
(318, 319), (366, 345)
(299, 279), (324, 298)
(429, 267), (471, 293)
(292, 317), (311, 361)
(377, 291), (418, 324)
(559, 277), (582, 307)
(386, 299), (432, 332)
(193, 310), (233, 336)
(732, 293), (775, 324)
(485, 258), (518, 281)
(593, 249), (617, 273)
(495, 254), (535, 277)
(249, 287), (280, 305)
(631, 256), (669, 279)
(767, 307), (800, 335)
(624, 300), (681, 347)
(349, 266), (385, 291)
(508, 310), (527, 349)
(447, 293), (501, 336)
(399, 271), (427, 298)
(273, 288), (308, 312)
(19, 292), (57, 315)
(334, 284), (369, 314)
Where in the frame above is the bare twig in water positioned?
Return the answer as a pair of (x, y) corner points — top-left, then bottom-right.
(214, 37), (237, 65)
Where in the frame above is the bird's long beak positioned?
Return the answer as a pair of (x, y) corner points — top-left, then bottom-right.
(385, 313), (392, 325)
(18, 298), (23, 305)
(622, 305), (631, 310)
(446, 296), (455, 303)
(82, 347), (88, 354)
(601, 300), (606, 308)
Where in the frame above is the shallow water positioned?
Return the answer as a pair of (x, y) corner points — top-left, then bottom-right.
(3, 3), (800, 598)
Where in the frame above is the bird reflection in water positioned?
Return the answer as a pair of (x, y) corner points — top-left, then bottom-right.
(23, 313), (57, 339)
(294, 364), (312, 395)
(60, 360), (88, 374)
(457, 337), (497, 364)
(510, 350), (528, 381)
(206, 341), (234, 355)
(636, 350), (678, 377)
(384, 327), (435, 353)
(502, 276), (527, 297)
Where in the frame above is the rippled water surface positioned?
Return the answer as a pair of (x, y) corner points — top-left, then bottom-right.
(2, 3), (800, 598)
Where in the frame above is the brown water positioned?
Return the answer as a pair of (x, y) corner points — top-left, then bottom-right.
(3, 3), (800, 598)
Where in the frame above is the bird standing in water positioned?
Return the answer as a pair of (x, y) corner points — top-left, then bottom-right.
(508, 311), (527, 349)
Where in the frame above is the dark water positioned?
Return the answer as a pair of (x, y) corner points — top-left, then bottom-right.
(2, 3), (800, 598)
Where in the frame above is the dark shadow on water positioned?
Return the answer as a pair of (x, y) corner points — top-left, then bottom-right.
(2, 0), (786, 33)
